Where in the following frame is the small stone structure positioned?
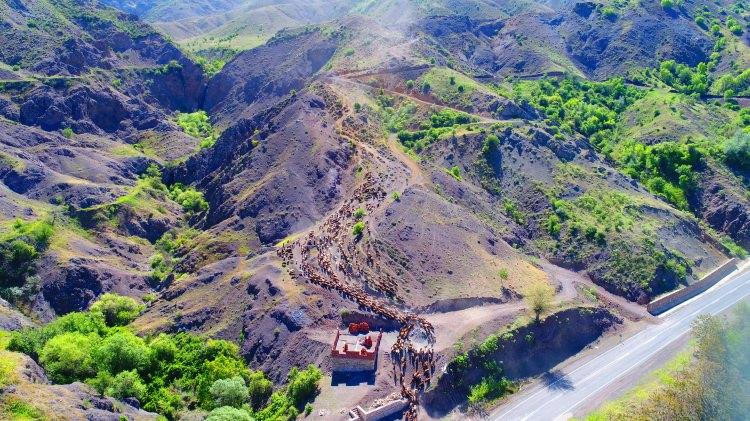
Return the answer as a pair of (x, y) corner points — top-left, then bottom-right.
(331, 328), (382, 372)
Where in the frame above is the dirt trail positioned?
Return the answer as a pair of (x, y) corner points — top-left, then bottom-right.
(326, 75), (509, 125)
(273, 79), (636, 419)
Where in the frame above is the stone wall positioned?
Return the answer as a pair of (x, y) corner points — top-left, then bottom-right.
(332, 355), (376, 372)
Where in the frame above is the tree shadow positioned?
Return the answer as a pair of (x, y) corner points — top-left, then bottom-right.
(541, 370), (574, 391)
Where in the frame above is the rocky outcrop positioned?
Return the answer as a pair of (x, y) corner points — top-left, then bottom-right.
(697, 174), (750, 248)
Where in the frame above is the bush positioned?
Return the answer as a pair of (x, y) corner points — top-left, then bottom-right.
(169, 183), (209, 214)
(286, 365), (322, 408)
(108, 370), (147, 401)
(616, 140), (704, 210)
(210, 376), (249, 409)
(176, 111), (218, 149)
(8, 311), (106, 359)
(352, 222), (365, 237)
(353, 207), (366, 220)
(545, 214), (562, 236)
(723, 131), (750, 171)
(39, 332), (99, 383)
(89, 293), (145, 327)
(658, 60), (709, 95)
(447, 166), (462, 181)
(61, 127), (74, 139)
(93, 330), (150, 374)
(468, 375), (513, 405)
(0, 219), (54, 290)
(205, 406), (254, 421)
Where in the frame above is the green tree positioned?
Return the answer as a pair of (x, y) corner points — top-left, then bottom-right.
(108, 370), (147, 401)
(286, 365), (322, 408)
(39, 332), (99, 383)
(210, 376), (249, 409)
(93, 330), (150, 374)
(246, 370), (273, 409)
(524, 283), (555, 322)
(724, 131), (750, 171)
(9, 312), (106, 359)
(89, 293), (145, 327)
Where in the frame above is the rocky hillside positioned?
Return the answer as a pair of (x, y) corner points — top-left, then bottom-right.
(1, 0), (750, 419)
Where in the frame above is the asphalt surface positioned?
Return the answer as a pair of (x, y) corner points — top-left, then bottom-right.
(491, 264), (750, 421)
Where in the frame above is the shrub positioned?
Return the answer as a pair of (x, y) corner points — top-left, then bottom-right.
(89, 294), (145, 327)
(392, 191), (401, 201)
(724, 131), (750, 171)
(0, 219), (54, 291)
(352, 222), (365, 237)
(39, 332), (99, 383)
(108, 370), (147, 401)
(8, 311), (106, 359)
(286, 365), (322, 408)
(210, 376), (249, 409)
(545, 214), (562, 236)
(176, 111), (218, 149)
(658, 60), (709, 95)
(205, 406), (254, 421)
(468, 375), (513, 405)
(498, 268), (509, 280)
(353, 207), (366, 220)
(447, 166), (461, 181)
(61, 127), (74, 139)
(169, 183), (209, 213)
(93, 330), (150, 374)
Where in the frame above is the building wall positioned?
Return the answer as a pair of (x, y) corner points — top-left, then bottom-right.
(332, 355), (375, 372)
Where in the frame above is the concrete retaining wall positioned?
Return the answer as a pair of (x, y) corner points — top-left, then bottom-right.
(350, 399), (408, 421)
(647, 258), (739, 315)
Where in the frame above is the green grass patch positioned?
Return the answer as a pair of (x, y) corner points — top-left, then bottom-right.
(419, 67), (483, 107)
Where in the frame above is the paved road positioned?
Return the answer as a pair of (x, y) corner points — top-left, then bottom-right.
(491, 264), (750, 421)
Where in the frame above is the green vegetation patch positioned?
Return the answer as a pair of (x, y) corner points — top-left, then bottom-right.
(0, 218), (54, 301)
(7, 294), (323, 420)
(176, 111), (219, 149)
(514, 76), (644, 154)
(418, 67), (484, 107)
(396, 109), (478, 153)
(78, 165), (208, 232)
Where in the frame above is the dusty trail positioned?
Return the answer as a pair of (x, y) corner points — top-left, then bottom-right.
(274, 78), (623, 419)
(326, 74), (511, 125)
